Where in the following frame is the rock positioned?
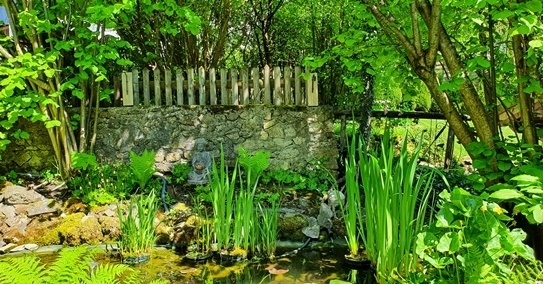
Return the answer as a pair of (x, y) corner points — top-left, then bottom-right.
(25, 243), (39, 250)
(0, 204), (16, 220)
(0, 243), (17, 254)
(27, 199), (60, 217)
(98, 215), (120, 241)
(302, 216), (320, 239)
(24, 218), (63, 245)
(57, 213), (104, 245)
(317, 203), (333, 230)
(0, 240), (5, 248)
(279, 213), (309, 242)
(10, 244), (27, 253)
(3, 185), (45, 204)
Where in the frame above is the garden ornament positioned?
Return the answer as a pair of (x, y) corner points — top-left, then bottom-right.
(187, 138), (212, 185)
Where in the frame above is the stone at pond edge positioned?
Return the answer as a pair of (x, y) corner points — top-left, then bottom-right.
(56, 213), (104, 245)
(279, 213), (309, 242)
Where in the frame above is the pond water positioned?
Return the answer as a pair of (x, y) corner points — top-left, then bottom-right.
(10, 243), (376, 284)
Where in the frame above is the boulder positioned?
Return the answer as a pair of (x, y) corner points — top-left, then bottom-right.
(3, 185), (45, 204)
(57, 213), (104, 245)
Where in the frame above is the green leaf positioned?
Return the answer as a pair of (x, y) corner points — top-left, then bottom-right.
(529, 40), (543, 48)
(532, 204), (543, 223)
(526, 0), (543, 13)
(498, 161), (511, 171)
(489, 189), (524, 200)
(45, 120), (61, 128)
(493, 10), (514, 20)
(44, 69), (56, 78)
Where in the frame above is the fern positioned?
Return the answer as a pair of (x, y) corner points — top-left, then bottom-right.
(0, 254), (46, 283)
(237, 147), (270, 186)
(130, 150), (156, 190)
(0, 247), (157, 284)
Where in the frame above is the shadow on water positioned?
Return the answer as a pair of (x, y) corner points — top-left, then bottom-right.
(21, 246), (376, 284)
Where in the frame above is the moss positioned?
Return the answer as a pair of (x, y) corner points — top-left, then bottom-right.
(56, 213), (104, 245)
(278, 213), (309, 242)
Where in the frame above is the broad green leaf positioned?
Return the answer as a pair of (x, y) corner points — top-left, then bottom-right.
(45, 120), (61, 128)
(529, 40), (543, 48)
(489, 189), (524, 200)
(511, 174), (539, 184)
(493, 10), (514, 20)
(532, 204), (543, 223)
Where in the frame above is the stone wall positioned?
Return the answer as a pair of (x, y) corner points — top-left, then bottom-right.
(0, 119), (56, 173)
(94, 105), (338, 172)
(0, 106), (339, 173)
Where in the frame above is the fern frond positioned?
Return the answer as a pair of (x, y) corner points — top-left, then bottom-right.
(237, 147), (270, 184)
(0, 254), (46, 284)
(88, 263), (135, 284)
(130, 150), (156, 190)
(43, 246), (94, 283)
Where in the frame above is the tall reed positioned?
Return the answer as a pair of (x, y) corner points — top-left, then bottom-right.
(209, 145), (237, 252)
(358, 128), (435, 282)
(338, 133), (364, 259)
(257, 195), (280, 259)
(117, 190), (159, 258)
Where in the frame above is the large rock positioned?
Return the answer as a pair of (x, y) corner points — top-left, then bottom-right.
(57, 213), (104, 245)
(3, 185), (45, 204)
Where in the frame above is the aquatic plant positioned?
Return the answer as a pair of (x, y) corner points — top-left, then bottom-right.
(257, 194), (280, 259)
(359, 128), (436, 282)
(117, 190), (159, 261)
(337, 132), (364, 259)
(209, 144), (237, 252)
(0, 246), (167, 283)
(189, 196), (214, 257)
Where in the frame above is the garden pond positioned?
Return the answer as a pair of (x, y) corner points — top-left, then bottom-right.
(1, 243), (376, 284)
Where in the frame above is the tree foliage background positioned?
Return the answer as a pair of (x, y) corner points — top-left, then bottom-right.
(0, 0), (542, 178)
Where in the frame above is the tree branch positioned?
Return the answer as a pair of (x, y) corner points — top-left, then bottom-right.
(411, 2), (422, 56)
(363, 1), (418, 62)
(425, 0), (441, 67)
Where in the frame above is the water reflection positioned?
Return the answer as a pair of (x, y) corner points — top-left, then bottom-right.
(129, 247), (377, 283)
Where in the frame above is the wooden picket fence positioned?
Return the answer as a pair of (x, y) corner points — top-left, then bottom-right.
(119, 66), (318, 107)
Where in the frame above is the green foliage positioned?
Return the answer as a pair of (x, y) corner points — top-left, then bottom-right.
(72, 152), (99, 171)
(0, 246), (143, 284)
(467, 139), (543, 191)
(70, 163), (136, 207)
(486, 167), (543, 224)
(129, 150), (156, 190)
(117, 191), (159, 258)
(414, 187), (536, 283)
(171, 163), (192, 184)
(0, 0), (135, 177)
(261, 159), (334, 194)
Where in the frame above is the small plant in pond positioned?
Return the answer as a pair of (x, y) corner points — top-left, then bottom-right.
(186, 196), (214, 260)
(117, 190), (159, 264)
(336, 131), (364, 261)
(257, 193), (280, 260)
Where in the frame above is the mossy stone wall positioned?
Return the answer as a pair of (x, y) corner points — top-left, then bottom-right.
(0, 105), (338, 173)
